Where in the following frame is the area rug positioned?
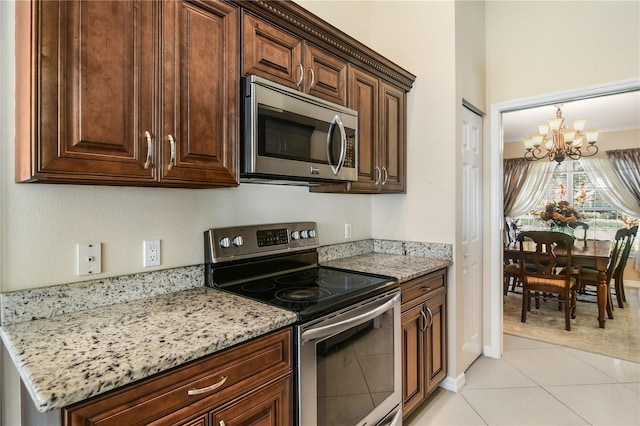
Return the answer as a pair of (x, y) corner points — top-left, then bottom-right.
(503, 287), (640, 363)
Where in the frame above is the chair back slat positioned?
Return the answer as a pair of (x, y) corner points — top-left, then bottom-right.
(516, 231), (574, 282)
(605, 227), (629, 283)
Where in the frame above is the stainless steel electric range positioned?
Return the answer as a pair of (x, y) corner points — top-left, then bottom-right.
(205, 222), (403, 426)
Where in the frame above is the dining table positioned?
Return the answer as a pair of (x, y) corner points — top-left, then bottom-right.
(504, 238), (614, 328)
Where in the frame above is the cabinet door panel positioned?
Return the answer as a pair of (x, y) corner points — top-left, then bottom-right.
(380, 82), (405, 192)
(347, 67), (379, 191)
(32, 0), (155, 183)
(305, 44), (347, 106)
(242, 13), (302, 90)
(425, 292), (447, 394)
(401, 303), (425, 417)
(162, 0), (238, 186)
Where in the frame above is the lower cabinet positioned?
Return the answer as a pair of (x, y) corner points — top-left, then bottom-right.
(62, 328), (292, 426)
(401, 269), (447, 419)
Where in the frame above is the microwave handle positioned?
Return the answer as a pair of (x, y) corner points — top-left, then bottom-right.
(327, 115), (347, 175)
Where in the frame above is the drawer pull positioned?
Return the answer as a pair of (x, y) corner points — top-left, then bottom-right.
(420, 286), (432, 292)
(187, 375), (228, 396)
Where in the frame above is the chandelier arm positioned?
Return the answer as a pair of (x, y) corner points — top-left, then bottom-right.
(581, 144), (599, 157)
(524, 147), (549, 161)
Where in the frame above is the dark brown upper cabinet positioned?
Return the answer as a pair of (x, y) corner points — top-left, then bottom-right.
(242, 12), (347, 106)
(16, 0), (239, 188)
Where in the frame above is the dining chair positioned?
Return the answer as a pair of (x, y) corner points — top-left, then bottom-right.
(569, 221), (589, 247)
(577, 227), (627, 315)
(613, 225), (638, 308)
(517, 231), (578, 331)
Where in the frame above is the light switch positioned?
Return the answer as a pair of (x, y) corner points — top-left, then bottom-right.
(77, 243), (102, 276)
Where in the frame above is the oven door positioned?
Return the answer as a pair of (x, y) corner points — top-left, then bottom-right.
(297, 290), (402, 426)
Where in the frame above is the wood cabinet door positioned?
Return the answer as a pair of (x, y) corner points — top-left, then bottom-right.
(160, 0), (239, 187)
(425, 291), (447, 394)
(401, 303), (426, 417)
(20, 0), (157, 184)
(379, 82), (406, 193)
(212, 376), (292, 426)
(242, 12), (303, 90)
(347, 66), (380, 192)
(304, 44), (347, 106)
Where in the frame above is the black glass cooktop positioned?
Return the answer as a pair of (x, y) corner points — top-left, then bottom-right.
(216, 267), (397, 321)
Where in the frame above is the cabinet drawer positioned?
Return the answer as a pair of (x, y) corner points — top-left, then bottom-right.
(63, 328), (292, 426)
(401, 269), (446, 306)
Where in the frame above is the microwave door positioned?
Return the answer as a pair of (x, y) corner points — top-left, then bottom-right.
(327, 115), (347, 175)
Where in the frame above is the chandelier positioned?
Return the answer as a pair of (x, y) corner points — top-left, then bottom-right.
(523, 104), (599, 163)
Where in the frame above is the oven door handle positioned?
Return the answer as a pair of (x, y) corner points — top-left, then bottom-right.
(301, 292), (400, 343)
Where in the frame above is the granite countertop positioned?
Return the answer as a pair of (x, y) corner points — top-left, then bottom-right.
(322, 252), (451, 282)
(0, 287), (297, 412)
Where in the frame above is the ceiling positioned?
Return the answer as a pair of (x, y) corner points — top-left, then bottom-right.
(502, 90), (640, 143)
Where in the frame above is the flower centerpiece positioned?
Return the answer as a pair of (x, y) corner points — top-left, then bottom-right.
(540, 201), (579, 228)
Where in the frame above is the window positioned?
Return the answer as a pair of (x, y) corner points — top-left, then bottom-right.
(515, 160), (635, 242)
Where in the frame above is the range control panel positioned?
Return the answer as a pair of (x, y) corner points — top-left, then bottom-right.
(205, 222), (319, 263)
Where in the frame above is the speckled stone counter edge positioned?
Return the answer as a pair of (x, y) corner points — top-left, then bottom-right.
(317, 238), (452, 262)
(1, 265), (203, 325)
(2, 239), (451, 325)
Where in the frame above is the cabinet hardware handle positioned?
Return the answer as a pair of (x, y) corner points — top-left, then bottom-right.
(143, 131), (153, 169)
(187, 375), (228, 396)
(296, 63), (304, 88)
(420, 286), (432, 292)
(426, 306), (434, 328)
(420, 309), (427, 332)
(308, 68), (315, 90)
(382, 166), (388, 185)
(168, 134), (176, 170)
(219, 421), (226, 426)
(374, 166), (381, 185)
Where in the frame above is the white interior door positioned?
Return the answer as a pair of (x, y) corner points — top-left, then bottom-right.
(460, 106), (483, 369)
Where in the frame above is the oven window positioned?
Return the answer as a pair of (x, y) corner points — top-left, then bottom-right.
(316, 308), (395, 425)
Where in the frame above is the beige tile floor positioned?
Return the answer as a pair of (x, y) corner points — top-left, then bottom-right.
(406, 334), (640, 426)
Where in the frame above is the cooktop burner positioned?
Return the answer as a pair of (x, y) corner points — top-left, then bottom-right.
(275, 287), (332, 302)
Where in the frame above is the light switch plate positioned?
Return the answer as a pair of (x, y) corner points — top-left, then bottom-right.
(77, 243), (102, 276)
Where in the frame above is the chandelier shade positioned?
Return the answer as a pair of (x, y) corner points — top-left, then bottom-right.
(523, 104), (599, 163)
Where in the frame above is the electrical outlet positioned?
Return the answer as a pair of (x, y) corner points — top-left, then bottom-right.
(344, 223), (352, 239)
(77, 243), (102, 276)
(144, 240), (161, 267)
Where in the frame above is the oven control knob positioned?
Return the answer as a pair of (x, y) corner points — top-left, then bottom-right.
(308, 229), (317, 238)
(232, 236), (244, 247)
(219, 237), (231, 249)
(300, 230), (308, 239)
(291, 230), (300, 240)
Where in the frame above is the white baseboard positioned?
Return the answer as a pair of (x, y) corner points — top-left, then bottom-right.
(439, 372), (465, 393)
(483, 344), (501, 359)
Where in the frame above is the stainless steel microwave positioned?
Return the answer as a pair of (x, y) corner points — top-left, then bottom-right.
(241, 75), (358, 185)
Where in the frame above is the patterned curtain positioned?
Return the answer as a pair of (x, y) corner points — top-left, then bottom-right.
(503, 158), (531, 216)
(606, 148), (640, 271)
(607, 148), (640, 209)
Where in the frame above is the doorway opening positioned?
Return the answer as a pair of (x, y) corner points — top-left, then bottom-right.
(485, 78), (640, 359)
